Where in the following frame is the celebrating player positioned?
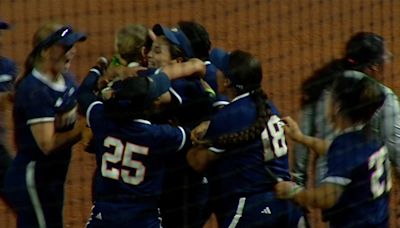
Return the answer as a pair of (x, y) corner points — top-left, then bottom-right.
(3, 22), (86, 228)
(78, 56), (207, 227)
(293, 32), (399, 186)
(276, 70), (390, 227)
(147, 23), (216, 228)
(187, 48), (304, 227)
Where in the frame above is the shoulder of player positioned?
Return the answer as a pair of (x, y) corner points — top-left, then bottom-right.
(329, 130), (380, 157)
(16, 73), (45, 91)
(0, 56), (16, 68)
(146, 122), (186, 135)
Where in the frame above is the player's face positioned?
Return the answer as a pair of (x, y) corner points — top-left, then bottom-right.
(326, 94), (343, 130)
(63, 46), (76, 73)
(147, 37), (174, 68)
(216, 69), (229, 95)
(375, 48), (392, 82)
(47, 44), (73, 75)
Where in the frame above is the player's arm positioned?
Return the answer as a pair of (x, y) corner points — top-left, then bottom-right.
(161, 58), (206, 80)
(77, 58), (109, 114)
(30, 117), (85, 155)
(275, 181), (343, 209)
(186, 145), (218, 172)
(282, 116), (330, 156)
(375, 91), (400, 176)
(291, 105), (315, 185)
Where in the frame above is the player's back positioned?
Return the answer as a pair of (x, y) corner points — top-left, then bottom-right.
(323, 129), (390, 227)
(206, 95), (290, 200)
(88, 102), (187, 205)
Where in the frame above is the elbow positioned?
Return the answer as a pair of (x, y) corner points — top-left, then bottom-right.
(186, 149), (209, 173)
(38, 141), (54, 155)
(319, 199), (336, 210)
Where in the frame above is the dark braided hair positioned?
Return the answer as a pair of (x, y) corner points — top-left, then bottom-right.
(214, 88), (272, 148)
(208, 50), (273, 148)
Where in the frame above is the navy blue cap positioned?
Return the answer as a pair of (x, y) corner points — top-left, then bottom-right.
(210, 48), (230, 77)
(152, 24), (194, 57)
(33, 25), (86, 53)
(210, 48), (248, 91)
(0, 20), (10, 30)
(58, 28), (86, 47)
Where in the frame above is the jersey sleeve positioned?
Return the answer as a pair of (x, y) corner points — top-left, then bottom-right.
(24, 87), (56, 125)
(77, 67), (103, 115)
(86, 101), (105, 131)
(322, 138), (353, 186)
(151, 125), (190, 155)
(203, 110), (230, 153)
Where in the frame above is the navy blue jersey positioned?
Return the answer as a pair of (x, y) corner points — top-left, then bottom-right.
(322, 129), (390, 227)
(0, 56), (17, 92)
(13, 69), (77, 159)
(86, 101), (189, 203)
(142, 67), (215, 128)
(205, 93), (290, 199)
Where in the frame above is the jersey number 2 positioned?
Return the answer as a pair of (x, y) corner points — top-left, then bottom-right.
(369, 146), (392, 198)
(101, 136), (149, 185)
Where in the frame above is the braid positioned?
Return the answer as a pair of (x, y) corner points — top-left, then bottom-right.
(214, 89), (272, 148)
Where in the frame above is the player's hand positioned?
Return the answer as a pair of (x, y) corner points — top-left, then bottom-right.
(96, 57), (109, 73)
(80, 126), (95, 153)
(55, 106), (78, 131)
(275, 181), (303, 199)
(281, 116), (303, 142)
(191, 120), (211, 145)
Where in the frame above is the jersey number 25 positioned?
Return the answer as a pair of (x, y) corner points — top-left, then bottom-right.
(101, 136), (149, 185)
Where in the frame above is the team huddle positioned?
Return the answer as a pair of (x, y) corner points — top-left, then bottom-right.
(0, 18), (398, 228)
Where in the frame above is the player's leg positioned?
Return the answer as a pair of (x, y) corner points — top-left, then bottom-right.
(86, 201), (162, 228)
(184, 169), (209, 228)
(159, 156), (186, 228)
(4, 159), (46, 228)
(222, 192), (305, 228)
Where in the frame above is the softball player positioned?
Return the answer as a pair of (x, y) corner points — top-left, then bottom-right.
(187, 48), (304, 228)
(83, 24), (152, 154)
(147, 23), (217, 228)
(78, 63), (211, 227)
(177, 20), (229, 109)
(3, 22), (86, 228)
(293, 32), (399, 186)
(277, 70), (390, 228)
(0, 19), (17, 193)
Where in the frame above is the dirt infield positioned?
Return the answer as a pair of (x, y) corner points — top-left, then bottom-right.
(1, 0), (400, 227)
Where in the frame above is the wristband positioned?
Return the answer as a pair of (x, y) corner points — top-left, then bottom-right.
(287, 184), (304, 199)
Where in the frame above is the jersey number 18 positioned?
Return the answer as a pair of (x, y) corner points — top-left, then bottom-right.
(261, 115), (288, 161)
